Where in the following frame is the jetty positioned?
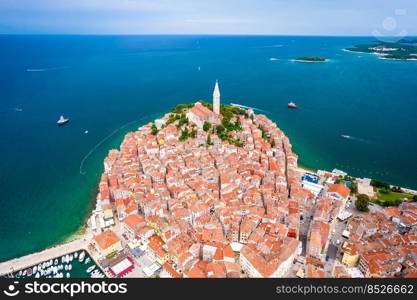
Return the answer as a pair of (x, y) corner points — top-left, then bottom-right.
(0, 236), (90, 276)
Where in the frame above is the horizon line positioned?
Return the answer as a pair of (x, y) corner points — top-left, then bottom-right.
(1, 33), (417, 38)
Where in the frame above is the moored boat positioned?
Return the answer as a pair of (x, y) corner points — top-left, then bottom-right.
(86, 265), (96, 273)
(79, 251), (85, 262)
(57, 115), (70, 125)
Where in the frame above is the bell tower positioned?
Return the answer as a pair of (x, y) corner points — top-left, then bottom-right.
(213, 80), (220, 115)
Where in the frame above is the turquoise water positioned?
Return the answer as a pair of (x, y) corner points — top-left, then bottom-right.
(0, 35), (416, 262)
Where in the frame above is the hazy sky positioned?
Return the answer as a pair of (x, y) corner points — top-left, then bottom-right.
(0, 0), (416, 35)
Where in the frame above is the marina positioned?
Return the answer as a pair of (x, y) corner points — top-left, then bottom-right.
(2, 250), (105, 279)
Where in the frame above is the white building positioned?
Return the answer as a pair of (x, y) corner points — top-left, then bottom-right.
(213, 80), (220, 115)
(301, 181), (324, 197)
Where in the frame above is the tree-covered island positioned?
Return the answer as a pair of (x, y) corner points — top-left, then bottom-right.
(292, 56), (328, 63)
(345, 42), (417, 61)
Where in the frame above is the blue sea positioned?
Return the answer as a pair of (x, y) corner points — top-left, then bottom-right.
(0, 35), (416, 262)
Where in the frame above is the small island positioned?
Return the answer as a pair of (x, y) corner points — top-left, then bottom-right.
(344, 42), (417, 61)
(292, 56), (328, 63)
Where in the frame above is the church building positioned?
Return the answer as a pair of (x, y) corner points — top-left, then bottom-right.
(186, 81), (221, 128)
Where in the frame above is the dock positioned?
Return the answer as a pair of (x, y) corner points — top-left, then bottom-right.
(0, 236), (90, 276)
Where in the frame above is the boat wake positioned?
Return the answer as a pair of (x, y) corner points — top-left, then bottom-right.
(0, 107), (23, 113)
(79, 113), (161, 175)
(26, 67), (69, 72)
(230, 103), (268, 113)
(341, 134), (370, 143)
(264, 44), (283, 48)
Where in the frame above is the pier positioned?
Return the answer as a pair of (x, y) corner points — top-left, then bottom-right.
(0, 236), (90, 276)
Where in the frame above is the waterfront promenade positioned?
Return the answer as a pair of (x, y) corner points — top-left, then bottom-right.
(0, 235), (91, 276)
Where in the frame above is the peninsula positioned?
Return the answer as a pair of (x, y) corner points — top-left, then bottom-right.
(3, 82), (417, 279)
(85, 81), (417, 278)
(345, 42), (417, 61)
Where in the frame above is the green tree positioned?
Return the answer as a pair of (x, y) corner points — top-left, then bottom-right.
(203, 121), (211, 132)
(216, 124), (225, 135)
(349, 182), (358, 194)
(179, 129), (189, 141)
(391, 186), (403, 193)
(371, 179), (390, 189)
(191, 128), (197, 138)
(335, 178), (343, 184)
(177, 115), (188, 128)
(167, 114), (180, 125)
(413, 195), (417, 202)
(233, 139), (243, 147)
(355, 194), (370, 212)
(206, 135), (213, 146)
(171, 103), (194, 114)
(151, 124), (158, 135)
(380, 188), (390, 194)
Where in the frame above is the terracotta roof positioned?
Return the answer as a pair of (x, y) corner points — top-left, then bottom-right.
(123, 214), (145, 230)
(94, 229), (120, 250)
(188, 102), (217, 120)
(328, 183), (350, 198)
